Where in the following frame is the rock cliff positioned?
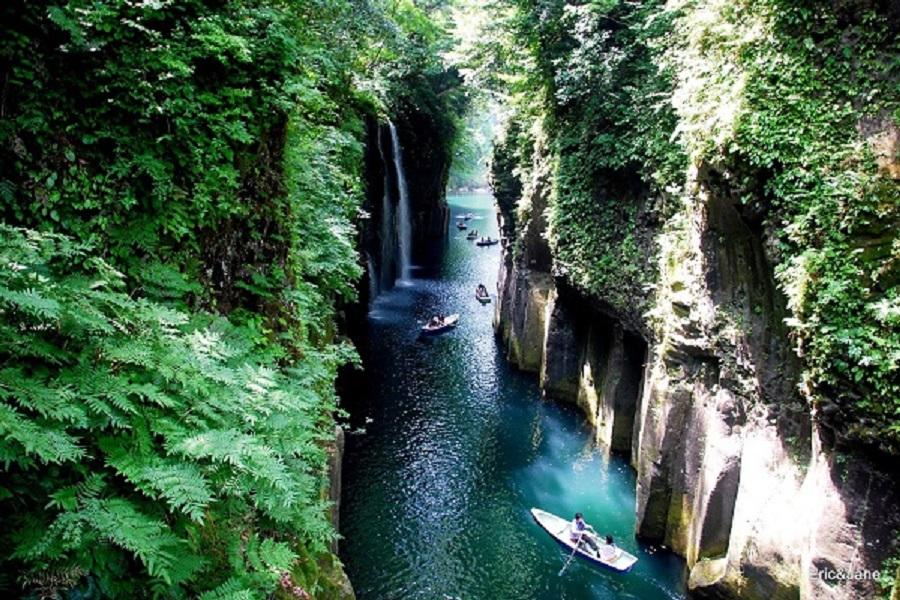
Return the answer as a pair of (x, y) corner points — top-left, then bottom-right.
(393, 108), (452, 248)
(322, 426), (356, 600)
(358, 115), (451, 304)
(493, 140), (900, 599)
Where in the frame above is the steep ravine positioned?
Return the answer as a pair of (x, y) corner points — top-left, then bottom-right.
(307, 110), (453, 600)
(492, 152), (900, 599)
(336, 114), (454, 593)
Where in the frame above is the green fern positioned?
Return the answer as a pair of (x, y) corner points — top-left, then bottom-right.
(0, 227), (340, 597)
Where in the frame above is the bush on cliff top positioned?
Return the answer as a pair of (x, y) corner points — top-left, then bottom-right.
(666, 0), (900, 452)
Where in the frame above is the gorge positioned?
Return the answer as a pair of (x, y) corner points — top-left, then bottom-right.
(341, 191), (687, 599)
(0, 1), (897, 599)
(490, 153), (900, 599)
(342, 1), (900, 597)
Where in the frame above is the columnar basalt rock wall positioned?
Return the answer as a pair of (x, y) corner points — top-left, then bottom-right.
(492, 149), (900, 600)
(324, 426), (356, 599)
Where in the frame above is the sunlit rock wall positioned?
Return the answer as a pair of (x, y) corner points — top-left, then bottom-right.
(492, 143), (900, 600)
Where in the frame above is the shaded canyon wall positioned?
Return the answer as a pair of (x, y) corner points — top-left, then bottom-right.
(357, 114), (451, 308)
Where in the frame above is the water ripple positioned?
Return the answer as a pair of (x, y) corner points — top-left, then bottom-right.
(341, 193), (686, 599)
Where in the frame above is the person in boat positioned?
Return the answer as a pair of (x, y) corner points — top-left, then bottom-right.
(597, 534), (618, 561)
(570, 513), (601, 554)
(476, 283), (488, 297)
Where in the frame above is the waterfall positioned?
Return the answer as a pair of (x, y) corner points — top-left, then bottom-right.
(388, 121), (411, 281)
(367, 121), (411, 299)
(377, 126), (395, 292)
(366, 253), (378, 305)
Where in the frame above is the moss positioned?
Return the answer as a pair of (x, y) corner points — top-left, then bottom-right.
(492, 0), (899, 455)
(665, 492), (694, 557)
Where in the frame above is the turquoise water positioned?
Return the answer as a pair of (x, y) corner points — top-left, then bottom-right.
(340, 193), (686, 599)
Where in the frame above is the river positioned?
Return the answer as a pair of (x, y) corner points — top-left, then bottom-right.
(340, 192), (687, 599)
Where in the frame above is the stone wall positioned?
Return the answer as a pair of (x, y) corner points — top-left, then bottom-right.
(323, 426), (356, 599)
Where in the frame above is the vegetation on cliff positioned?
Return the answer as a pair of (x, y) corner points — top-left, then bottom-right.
(0, 0), (462, 597)
(2, 0), (896, 594)
(470, 0), (899, 458)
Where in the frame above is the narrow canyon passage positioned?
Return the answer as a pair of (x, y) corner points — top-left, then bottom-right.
(340, 193), (686, 599)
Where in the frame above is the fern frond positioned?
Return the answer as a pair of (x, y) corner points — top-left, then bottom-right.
(1, 226), (344, 593)
(0, 287), (61, 320)
(197, 578), (256, 600)
(105, 448), (213, 522)
(0, 403), (84, 464)
(81, 498), (184, 583)
(0, 368), (89, 426)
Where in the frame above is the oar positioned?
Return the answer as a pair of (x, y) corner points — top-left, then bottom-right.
(558, 532), (582, 576)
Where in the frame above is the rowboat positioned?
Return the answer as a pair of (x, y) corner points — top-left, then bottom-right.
(530, 508), (638, 572)
(475, 293), (491, 304)
(475, 238), (498, 247)
(466, 231), (478, 240)
(420, 314), (459, 335)
(456, 222), (468, 230)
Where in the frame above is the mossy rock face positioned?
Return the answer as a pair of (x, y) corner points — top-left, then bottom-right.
(541, 290), (585, 403)
(689, 558), (801, 600)
(508, 334), (526, 370)
(688, 558), (728, 596)
(498, 267), (554, 373)
(312, 552), (356, 600)
(664, 492), (693, 555)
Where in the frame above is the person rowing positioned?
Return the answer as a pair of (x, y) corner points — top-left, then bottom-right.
(569, 512), (601, 555)
(476, 283), (488, 297)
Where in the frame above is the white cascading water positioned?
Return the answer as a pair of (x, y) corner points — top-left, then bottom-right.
(377, 126), (394, 292)
(388, 121), (411, 282)
(366, 254), (378, 305)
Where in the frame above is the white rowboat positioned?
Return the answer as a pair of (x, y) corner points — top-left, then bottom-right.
(530, 508), (638, 572)
(420, 314), (460, 335)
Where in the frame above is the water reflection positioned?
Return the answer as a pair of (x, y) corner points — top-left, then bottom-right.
(341, 193), (686, 599)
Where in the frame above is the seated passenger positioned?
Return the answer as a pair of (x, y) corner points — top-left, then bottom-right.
(569, 513), (601, 554)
